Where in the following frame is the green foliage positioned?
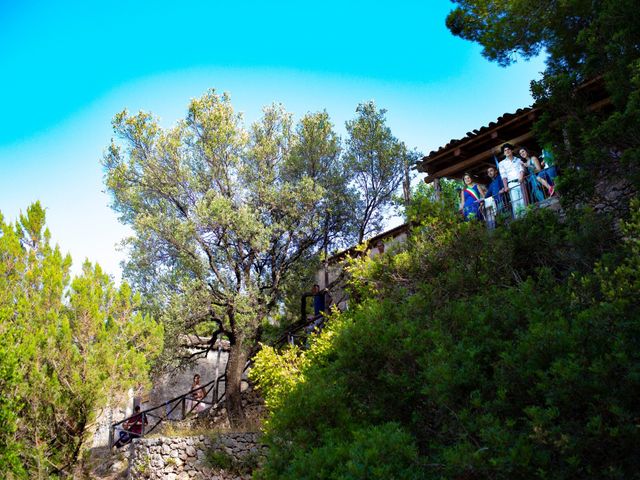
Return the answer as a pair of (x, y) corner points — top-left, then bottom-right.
(206, 449), (234, 470)
(256, 423), (420, 480)
(104, 93), (334, 423)
(406, 178), (461, 222)
(286, 110), (357, 251)
(0, 333), (23, 478)
(103, 92), (420, 424)
(253, 197), (640, 479)
(0, 203), (163, 478)
(345, 101), (414, 243)
(446, 0), (640, 203)
(206, 449), (261, 475)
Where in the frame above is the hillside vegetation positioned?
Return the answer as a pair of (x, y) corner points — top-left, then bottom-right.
(252, 200), (640, 479)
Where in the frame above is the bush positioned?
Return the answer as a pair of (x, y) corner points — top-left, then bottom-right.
(253, 202), (640, 479)
(206, 449), (261, 475)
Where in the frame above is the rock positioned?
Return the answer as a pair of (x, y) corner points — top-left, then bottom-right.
(186, 446), (197, 457)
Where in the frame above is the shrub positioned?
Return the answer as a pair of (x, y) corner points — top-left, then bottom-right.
(253, 202), (640, 479)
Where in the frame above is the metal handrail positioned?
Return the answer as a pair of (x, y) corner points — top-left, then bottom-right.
(462, 170), (558, 226)
(109, 375), (218, 448)
(109, 360), (253, 448)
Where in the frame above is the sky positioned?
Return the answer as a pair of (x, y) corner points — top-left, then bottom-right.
(0, 0), (545, 282)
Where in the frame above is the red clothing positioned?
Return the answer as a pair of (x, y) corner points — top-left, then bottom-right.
(125, 412), (146, 435)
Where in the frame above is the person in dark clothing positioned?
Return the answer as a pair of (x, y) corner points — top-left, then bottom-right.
(312, 284), (326, 316)
(485, 166), (504, 199)
(304, 284), (328, 337)
(114, 405), (147, 448)
(484, 166), (505, 228)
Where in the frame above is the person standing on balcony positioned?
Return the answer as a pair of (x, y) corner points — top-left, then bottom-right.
(498, 143), (526, 218)
(369, 239), (386, 258)
(459, 173), (486, 221)
(484, 166), (504, 227)
(306, 284), (329, 335)
(519, 147), (554, 200)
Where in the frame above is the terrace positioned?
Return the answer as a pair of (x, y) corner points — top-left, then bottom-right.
(414, 76), (610, 223)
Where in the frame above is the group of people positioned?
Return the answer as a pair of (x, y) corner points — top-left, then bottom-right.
(460, 143), (558, 223)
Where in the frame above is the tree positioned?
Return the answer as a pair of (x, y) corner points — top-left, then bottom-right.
(406, 178), (461, 222)
(0, 203), (163, 478)
(446, 0), (640, 204)
(344, 101), (415, 243)
(286, 110), (357, 253)
(103, 92), (333, 425)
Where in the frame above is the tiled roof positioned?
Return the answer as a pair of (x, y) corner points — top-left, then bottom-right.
(423, 107), (534, 160)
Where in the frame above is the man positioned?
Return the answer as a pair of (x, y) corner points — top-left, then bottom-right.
(498, 143), (526, 218)
(484, 165), (504, 228)
(304, 284), (328, 336)
(311, 284), (326, 317)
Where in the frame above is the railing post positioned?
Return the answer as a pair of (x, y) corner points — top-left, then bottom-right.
(214, 333), (221, 400)
(433, 177), (441, 202)
(108, 426), (114, 450)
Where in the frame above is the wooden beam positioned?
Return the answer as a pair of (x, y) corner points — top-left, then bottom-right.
(422, 107), (538, 166)
(425, 131), (534, 180)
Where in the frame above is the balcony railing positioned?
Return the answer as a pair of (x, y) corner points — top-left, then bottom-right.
(464, 167), (559, 227)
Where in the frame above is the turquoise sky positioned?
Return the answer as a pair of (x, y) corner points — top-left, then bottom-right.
(0, 0), (545, 281)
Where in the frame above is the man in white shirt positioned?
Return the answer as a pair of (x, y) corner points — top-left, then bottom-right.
(498, 143), (526, 218)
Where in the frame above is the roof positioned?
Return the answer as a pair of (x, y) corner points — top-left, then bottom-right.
(416, 106), (538, 182)
(416, 77), (610, 183)
(326, 222), (411, 264)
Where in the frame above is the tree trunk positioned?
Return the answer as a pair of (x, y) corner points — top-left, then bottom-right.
(225, 338), (249, 427)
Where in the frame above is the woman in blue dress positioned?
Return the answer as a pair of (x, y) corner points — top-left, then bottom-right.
(459, 173), (486, 221)
(519, 147), (554, 201)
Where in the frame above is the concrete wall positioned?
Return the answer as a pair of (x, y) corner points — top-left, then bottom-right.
(145, 349), (229, 421)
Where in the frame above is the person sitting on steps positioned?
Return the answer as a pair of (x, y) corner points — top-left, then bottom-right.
(114, 405), (147, 448)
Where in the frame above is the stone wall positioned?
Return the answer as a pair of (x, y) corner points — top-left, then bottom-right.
(128, 432), (265, 480)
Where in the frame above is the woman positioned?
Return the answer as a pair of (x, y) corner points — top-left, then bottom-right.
(459, 173), (486, 221)
(519, 147), (554, 201)
(189, 374), (206, 413)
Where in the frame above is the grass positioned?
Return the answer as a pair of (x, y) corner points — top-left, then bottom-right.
(205, 449), (262, 475)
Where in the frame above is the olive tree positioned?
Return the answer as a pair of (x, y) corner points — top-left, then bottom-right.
(103, 91), (331, 425)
